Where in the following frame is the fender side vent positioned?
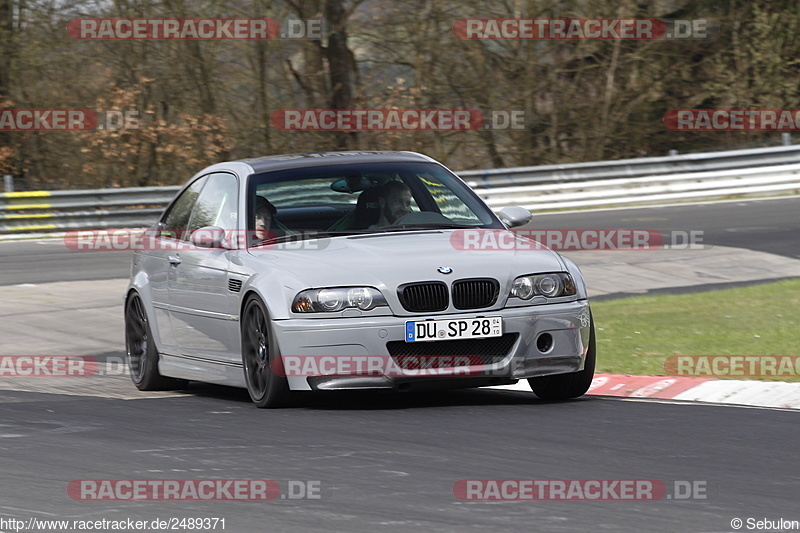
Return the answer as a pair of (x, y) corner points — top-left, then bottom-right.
(228, 279), (243, 293)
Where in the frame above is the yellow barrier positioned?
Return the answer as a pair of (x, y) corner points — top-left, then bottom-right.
(0, 191), (51, 198)
(4, 223), (58, 231)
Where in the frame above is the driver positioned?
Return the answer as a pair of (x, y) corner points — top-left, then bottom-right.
(254, 195), (281, 242)
(375, 181), (412, 227)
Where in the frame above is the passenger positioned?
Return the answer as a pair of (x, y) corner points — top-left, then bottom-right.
(375, 181), (412, 227)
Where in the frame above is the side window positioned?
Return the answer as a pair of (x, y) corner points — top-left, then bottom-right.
(185, 173), (239, 240)
(161, 176), (207, 241)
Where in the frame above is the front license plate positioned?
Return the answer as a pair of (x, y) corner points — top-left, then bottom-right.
(405, 317), (502, 342)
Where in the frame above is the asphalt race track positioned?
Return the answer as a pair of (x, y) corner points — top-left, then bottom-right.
(0, 197), (799, 532)
(1, 387), (798, 532)
(530, 196), (800, 260)
(1, 196), (798, 286)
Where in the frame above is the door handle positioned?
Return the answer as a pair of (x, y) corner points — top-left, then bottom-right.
(168, 254), (181, 265)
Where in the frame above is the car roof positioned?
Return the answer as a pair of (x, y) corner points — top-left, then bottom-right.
(236, 151), (437, 174)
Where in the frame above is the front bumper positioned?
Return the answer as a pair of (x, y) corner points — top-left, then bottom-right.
(272, 300), (592, 391)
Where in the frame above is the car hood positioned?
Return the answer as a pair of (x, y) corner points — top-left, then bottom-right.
(248, 230), (565, 289)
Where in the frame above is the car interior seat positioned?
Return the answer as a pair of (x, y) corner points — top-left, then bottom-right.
(351, 186), (383, 229)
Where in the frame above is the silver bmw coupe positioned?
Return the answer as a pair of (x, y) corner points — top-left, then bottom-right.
(125, 151), (595, 407)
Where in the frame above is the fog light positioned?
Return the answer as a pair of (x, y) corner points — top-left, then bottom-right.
(536, 333), (553, 353)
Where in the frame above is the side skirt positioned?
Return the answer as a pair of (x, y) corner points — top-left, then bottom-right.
(159, 353), (246, 388)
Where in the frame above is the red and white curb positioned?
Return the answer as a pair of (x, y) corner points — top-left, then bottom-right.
(490, 373), (800, 409)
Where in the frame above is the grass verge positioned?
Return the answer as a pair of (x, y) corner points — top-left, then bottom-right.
(591, 278), (800, 381)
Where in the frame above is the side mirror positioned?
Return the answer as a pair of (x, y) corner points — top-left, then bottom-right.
(497, 206), (532, 228)
(190, 226), (227, 248)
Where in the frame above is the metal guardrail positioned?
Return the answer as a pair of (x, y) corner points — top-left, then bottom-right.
(458, 143), (800, 187)
(2, 145), (800, 233)
(474, 162), (800, 210)
(0, 187), (179, 232)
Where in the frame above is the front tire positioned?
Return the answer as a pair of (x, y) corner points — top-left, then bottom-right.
(125, 292), (188, 391)
(528, 312), (596, 401)
(241, 295), (293, 408)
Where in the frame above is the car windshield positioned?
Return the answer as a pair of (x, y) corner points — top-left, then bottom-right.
(247, 162), (503, 243)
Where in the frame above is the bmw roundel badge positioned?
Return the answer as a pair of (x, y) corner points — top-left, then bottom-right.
(437, 266), (453, 274)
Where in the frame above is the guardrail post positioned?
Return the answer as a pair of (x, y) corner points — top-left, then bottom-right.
(668, 149), (678, 156)
(782, 133), (792, 146)
(3, 175), (12, 193)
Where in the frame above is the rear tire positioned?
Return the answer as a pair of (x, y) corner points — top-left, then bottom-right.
(241, 295), (293, 408)
(528, 312), (596, 401)
(125, 292), (188, 391)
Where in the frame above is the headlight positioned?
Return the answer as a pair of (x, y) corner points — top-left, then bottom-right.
(511, 276), (534, 299)
(510, 273), (576, 300)
(292, 287), (387, 313)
